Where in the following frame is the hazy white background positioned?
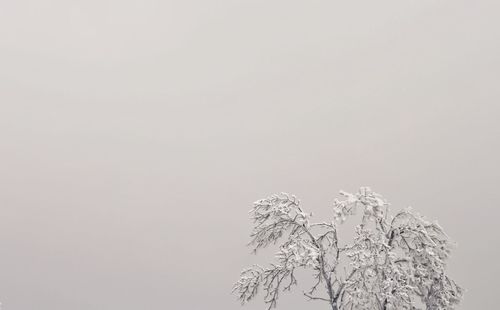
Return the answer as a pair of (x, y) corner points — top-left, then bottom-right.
(1, 0), (499, 309)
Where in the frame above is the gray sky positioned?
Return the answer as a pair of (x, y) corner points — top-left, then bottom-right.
(0, 1), (499, 309)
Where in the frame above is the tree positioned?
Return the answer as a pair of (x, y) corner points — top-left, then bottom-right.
(232, 187), (463, 310)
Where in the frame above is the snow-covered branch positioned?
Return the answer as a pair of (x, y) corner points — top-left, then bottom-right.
(233, 187), (463, 310)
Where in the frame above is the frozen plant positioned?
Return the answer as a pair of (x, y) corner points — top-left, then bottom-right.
(232, 187), (463, 310)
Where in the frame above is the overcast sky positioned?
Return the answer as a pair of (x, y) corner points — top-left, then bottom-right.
(0, 1), (499, 309)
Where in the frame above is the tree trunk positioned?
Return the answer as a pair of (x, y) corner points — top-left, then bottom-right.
(331, 302), (338, 310)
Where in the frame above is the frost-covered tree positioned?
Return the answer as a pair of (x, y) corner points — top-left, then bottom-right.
(232, 187), (463, 310)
